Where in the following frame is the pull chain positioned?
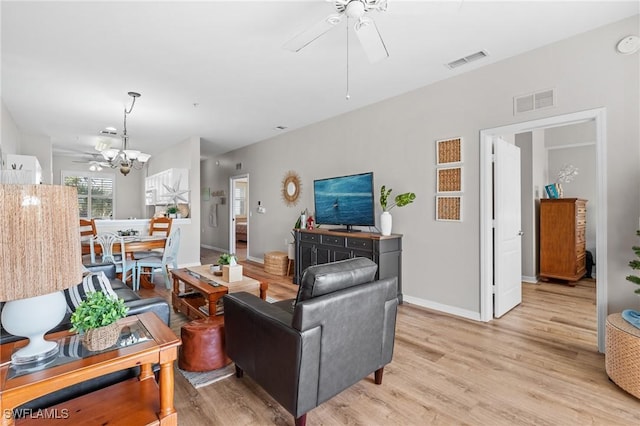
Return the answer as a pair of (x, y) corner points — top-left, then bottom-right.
(346, 19), (350, 101)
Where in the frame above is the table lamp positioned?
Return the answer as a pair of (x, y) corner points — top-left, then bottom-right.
(0, 184), (82, 365)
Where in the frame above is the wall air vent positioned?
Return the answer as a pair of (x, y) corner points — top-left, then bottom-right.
(514, 88), (556, 115)
(446, 50), (489, 69)
(235, 163), (242, 170)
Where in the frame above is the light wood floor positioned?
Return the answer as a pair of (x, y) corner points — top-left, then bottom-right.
(139, 254), (639, 425)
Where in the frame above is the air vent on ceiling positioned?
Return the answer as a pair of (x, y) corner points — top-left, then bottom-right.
(513, 88), (556, 115)
(446, 50), (489, 69)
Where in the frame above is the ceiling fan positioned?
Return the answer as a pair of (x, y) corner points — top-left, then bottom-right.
(283, 0), (389, 63)
(72, 153), (111, 172)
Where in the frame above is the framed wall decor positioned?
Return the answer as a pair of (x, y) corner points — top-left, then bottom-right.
(436, 137), (463, 165)
(201, 187), (211, 201)
(437, 167), (462, 193)
(281, 170), (302, 206)
(436, 196), (462, 222)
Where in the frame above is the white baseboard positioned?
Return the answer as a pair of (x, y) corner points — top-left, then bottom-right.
(200, 244), (227, 252)
(402, 295), (482, 322)
(522, 275), (538, 283)
(247, 255), (263, 264)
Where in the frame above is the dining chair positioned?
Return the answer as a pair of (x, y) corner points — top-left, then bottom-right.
(90, 232), (136, 285)
(133, 217), (173, 260)
(135, 228), (181, 291)
(80, 218), (97, 256)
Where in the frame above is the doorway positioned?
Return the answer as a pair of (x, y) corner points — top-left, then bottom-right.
(229, 174), (249, 261)
(480, 108), (607, 352)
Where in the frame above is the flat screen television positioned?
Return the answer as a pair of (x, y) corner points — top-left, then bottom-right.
(313, 172), (375, 232)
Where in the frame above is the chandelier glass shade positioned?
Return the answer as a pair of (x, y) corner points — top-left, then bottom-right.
(102, 92), (151, 176)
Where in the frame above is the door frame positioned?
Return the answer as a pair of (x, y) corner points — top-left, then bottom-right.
(229, 173), (249, 256)
(480, 107), (608, 351)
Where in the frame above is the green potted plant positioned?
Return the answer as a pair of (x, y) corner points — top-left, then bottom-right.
(166, 205), (179, 218)
(379, 185), (416, 236)
(626, 230), (640, 294)
(70, 291), (129, 351)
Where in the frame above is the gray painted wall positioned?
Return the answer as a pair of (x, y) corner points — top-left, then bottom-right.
(0, 99), (21, 167)
(201, 15), (640, 317)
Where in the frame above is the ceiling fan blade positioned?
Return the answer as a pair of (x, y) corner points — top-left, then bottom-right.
(283, 13), (344, 52)
(354, 17), (389, 63)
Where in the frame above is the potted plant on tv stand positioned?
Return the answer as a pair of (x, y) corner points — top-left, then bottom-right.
(379, 185), (416, 236)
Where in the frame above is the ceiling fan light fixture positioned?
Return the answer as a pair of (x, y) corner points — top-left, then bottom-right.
(345, 0), (365, 19)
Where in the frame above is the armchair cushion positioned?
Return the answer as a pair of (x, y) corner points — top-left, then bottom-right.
(295, 257), (378, 304)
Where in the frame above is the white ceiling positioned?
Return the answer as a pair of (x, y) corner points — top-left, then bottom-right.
(2, 1), (638, 160)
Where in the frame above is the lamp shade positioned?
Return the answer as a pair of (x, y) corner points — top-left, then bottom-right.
(0, 184), (83, 301)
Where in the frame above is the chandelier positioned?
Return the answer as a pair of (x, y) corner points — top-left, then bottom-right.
(101, 92), (151, 176)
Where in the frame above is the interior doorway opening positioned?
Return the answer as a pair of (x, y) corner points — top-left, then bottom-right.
(481, 108), (607, 352)
(229, 174), (249, 261)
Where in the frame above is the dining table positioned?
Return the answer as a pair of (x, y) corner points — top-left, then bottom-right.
(82, 235), (167, 290)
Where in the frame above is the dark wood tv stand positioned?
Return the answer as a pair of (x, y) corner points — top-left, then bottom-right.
(294, 228), (403, 303)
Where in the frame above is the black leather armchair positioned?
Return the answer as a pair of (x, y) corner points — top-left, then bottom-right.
(223, 257), (399, 426)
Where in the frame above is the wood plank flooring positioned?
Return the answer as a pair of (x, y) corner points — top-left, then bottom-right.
(138, 254), (639, 425)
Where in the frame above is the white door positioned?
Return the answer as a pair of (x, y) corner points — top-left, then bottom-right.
(494, 138), (522, 317)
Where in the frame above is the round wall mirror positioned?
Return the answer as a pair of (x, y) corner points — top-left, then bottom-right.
(282, 171), (301, 206)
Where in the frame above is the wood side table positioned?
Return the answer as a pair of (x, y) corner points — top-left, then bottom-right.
(0, 312), (180, 425)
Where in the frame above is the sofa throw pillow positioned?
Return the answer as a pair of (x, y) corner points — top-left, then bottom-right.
(64, 271), (118, 313)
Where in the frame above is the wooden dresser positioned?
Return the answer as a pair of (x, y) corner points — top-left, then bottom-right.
(539, 198), (587, 283)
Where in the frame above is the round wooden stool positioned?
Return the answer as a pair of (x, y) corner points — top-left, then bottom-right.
(179, 316), (231, 372)
(605, 313), (640, 399)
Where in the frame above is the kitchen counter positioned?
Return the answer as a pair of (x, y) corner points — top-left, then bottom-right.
(93, 218), (191, 235)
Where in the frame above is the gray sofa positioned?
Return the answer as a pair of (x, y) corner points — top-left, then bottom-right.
(223, 257), (399, 426)
(0, 263), (170, 413)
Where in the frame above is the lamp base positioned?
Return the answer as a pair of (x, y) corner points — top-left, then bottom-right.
(1, 291), (67, 366)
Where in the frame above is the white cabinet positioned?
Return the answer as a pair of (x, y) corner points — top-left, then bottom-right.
(145, 168), (189, 205)
(4, 155), (42, 184)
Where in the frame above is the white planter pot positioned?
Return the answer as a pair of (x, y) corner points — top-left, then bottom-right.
(380, 211), (392, 236)
(287, 242), (295, 260)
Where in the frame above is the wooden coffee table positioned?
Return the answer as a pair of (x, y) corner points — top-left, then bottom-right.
(0, 312), (180, 425)
(171, 266), (268, 321)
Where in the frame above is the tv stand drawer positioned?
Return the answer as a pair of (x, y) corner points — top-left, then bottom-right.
(321, 234), (345, 247)
(346, 238), (373, 251)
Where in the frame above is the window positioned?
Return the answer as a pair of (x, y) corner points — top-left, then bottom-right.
(233, 184), (246, 216)
(62, 171), (115, 219)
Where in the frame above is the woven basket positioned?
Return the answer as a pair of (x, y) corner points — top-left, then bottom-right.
(264, 251), (288, 276)
(83, 322), (121, 352)
(605, 313), (640, 399)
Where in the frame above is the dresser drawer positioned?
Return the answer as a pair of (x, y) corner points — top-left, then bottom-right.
(300, 232), (319, 243)
(346, 238), (373, 251)
(320, 234), (345, 247)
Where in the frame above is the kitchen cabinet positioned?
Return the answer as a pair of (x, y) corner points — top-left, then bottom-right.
(5, 154), (42, 184)
(145, 168), (189, 205)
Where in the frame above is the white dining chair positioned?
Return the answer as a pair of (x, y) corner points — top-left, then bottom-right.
(135, 228), (181, 291)
(90, 232), (136, 285)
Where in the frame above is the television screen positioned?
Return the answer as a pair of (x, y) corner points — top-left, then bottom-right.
(313, 172), (375, 231)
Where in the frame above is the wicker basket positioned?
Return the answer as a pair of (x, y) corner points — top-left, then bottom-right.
(605, 313), (640, 399)
(264, 251), (288, 276)
(83, 322), (121, 352)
